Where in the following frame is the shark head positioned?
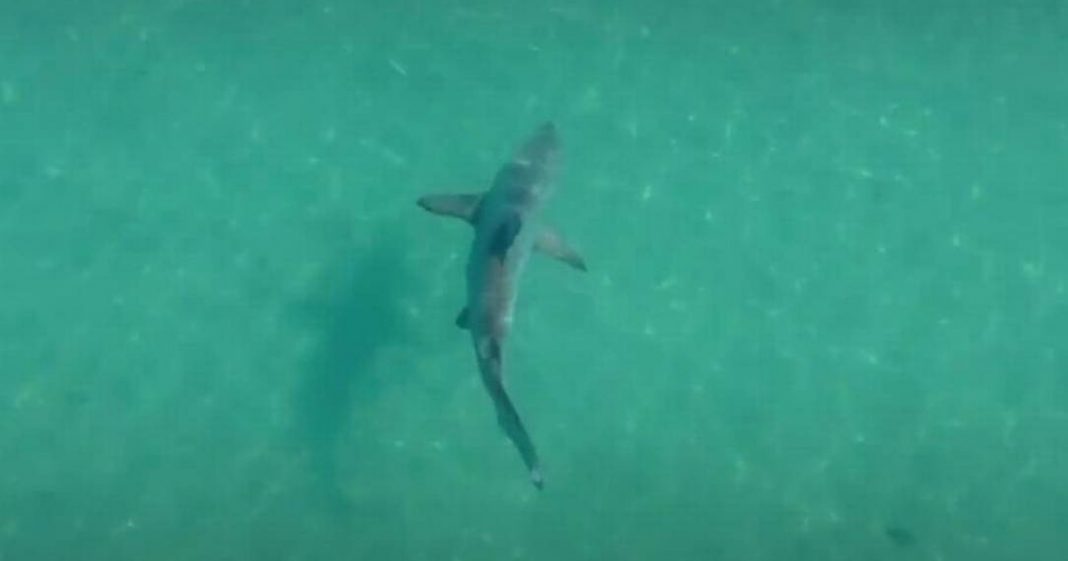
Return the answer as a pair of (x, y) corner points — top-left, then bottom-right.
(492, 122), (560, 210)
(515, 122), (560, 170)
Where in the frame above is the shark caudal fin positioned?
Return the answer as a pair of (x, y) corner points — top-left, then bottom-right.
(489, 380), (544, 490)
(417, 193), (482, 224)
(476, 345), (544, 490)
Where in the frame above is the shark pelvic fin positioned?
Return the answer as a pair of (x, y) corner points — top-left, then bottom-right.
(455, 306), (470, 330)
(417, 193), (482, 224)
(535, 227), (587, 271)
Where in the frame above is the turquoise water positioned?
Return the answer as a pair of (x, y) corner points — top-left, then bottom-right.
(2, 2), (1066, 559)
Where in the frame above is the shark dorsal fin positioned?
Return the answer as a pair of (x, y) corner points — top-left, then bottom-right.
(417, 193), (483, 224)
(488, 213), (523, 260)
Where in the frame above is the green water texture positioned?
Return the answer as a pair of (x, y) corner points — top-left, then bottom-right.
(2, 1), (1066, 559)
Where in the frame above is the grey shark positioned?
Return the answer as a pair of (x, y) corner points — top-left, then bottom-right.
(417, 122), (586, 489)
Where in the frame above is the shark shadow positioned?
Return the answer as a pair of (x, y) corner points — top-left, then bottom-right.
(289, 228), (416, 513)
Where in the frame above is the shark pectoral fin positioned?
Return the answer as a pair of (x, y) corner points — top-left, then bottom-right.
(535, 227), (587, 271)
(417, 193), (483, 224)
(455, 306), (470, 329)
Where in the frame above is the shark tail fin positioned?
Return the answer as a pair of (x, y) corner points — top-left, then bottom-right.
(492, 385), (544, 490)
(478, 354), (543, 490)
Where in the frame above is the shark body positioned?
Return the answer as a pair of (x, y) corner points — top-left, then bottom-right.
(417, 123), (586, 489)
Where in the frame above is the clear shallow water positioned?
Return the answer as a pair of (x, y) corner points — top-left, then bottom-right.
(1, 2), (1066, 559)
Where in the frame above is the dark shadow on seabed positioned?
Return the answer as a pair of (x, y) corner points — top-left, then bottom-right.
(290, 227), (418, 514)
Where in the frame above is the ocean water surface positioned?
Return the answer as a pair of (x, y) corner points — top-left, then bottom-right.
(1, 2), (1066, 559)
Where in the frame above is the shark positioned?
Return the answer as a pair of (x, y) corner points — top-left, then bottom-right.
(417, 122), (586, 489)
